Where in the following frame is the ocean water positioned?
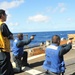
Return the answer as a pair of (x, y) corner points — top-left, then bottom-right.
(12, 30), (75, 47)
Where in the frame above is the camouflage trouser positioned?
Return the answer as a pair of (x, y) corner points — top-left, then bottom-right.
(13, 51), (28, 72)
(13, 54), (22, 72)
(0, 52), (14, 75)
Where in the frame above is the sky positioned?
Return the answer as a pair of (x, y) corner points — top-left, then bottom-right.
(0, 0), (75, 33)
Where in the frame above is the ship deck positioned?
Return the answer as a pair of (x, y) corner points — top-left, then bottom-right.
(10, 44), (75, 75)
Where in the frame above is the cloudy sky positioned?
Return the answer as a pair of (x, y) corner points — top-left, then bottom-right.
(0, 0), (75, 33)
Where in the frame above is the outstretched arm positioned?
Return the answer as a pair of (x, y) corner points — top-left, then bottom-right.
(59, 40), (72, 57)
(16, 35), (34, 47)
(16, 39), (31, 47)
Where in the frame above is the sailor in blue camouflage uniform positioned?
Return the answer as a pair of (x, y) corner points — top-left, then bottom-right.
(43, 35), (72, 75)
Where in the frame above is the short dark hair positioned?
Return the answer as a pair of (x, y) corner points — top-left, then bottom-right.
(17, 33), (23, 37)
(52, 35), (60, 44)
(0, 9), (6, 18)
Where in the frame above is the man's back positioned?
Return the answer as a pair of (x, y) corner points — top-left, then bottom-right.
(43, 35), (72, 75)
(43, 44), (65, 73)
